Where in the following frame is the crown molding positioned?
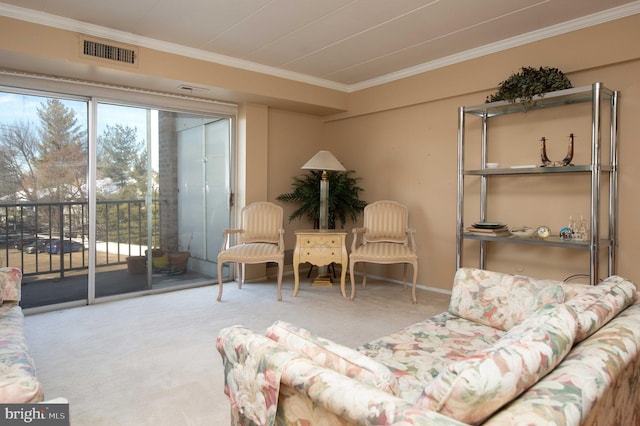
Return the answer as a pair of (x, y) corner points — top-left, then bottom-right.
(1, 1), (639, 94)
(0, 3), (351, 92)
(349, 1), (640, 91)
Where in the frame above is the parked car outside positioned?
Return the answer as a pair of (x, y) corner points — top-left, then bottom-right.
(23, 239), (52, 254)
(44, 240), (85, 254)
(14, 237), (37, 250)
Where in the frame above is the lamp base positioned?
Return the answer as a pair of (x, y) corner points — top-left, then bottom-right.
(312, 275), (333, 286)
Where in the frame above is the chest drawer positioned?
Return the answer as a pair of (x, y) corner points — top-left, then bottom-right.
(299, 235), (342, 248)
(299, 247), (342, 265)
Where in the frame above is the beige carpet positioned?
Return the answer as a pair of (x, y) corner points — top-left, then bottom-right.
(24, 275), (451, 425)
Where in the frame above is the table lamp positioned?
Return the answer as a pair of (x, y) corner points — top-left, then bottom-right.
(301, 150), (346, 230)
(301, 150), (345, 284)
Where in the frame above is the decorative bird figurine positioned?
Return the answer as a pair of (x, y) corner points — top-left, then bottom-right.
(540, 133), (574, 167)
(540, 136), (551, 167)
(561, 133), (574, 166)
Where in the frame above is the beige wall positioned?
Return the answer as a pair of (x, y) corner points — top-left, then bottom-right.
(1, 12), (639, 292)
(267, 109), (325, 253)
(265, 14), (640, 291)
(0, 15), (349, 115)
(311, 14), (640, 290)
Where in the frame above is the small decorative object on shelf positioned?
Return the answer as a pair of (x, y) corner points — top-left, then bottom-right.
(540, 133), (574, 167)
(560, 216), (575, 240)
(510, 226), (535, 238)
(536, 226), (551, 239)
(574, 215), (589, 241)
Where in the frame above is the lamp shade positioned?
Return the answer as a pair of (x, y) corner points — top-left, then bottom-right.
(301, 150), (345, 171)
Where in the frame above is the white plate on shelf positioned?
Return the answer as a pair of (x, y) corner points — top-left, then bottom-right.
(486, 163), (500, 168)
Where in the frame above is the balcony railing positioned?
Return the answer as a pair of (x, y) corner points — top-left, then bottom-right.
(0, 199), (160, 277)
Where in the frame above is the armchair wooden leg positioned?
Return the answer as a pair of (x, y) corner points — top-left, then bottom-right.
(362, 265), (367, 288)
(277, 262), (283, 301)
(411, 263), (418, 304)
(402, 264), (408, 290)
(217, 262), (224, 302)
(349, 259), (357, 300)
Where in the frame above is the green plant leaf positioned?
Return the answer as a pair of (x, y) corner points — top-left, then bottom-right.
(276, 170), (366, 228)
(486, 66), (572, 108)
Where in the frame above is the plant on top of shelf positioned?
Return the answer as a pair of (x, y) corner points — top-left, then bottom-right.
(486, 66), (573, 108)
(277, 170), (366, 229)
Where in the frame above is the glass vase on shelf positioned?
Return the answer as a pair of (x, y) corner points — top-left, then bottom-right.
(560, 215), (575, 241)
(575, 216), (589, 241)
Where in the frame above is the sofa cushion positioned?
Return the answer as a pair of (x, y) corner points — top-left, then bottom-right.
(418, 303), (577, 425)
(358, 311), (505, 404)
(449, 268), (565, 331)
(0, 305), (44, 403)
(266, 320), (399, 395)
(0, 267), (22, 302)
(565, 275), (636, 343)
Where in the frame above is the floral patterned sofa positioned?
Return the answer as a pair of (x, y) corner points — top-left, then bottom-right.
(216, 267), (640, 425)
(0, 267), (44, 403)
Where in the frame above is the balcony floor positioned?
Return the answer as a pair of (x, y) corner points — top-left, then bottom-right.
(20, 266), (213, 309)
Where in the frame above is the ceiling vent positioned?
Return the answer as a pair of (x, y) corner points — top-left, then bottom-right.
(82, 38), (137, 65)
(178, 85), (209, 93)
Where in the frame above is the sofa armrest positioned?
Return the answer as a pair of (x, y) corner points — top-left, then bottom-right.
(216, 325), (301, 425)
(217, 325), (466, 426)
(484, 300), (640, 426)
(279, 357), (468, 425)
(267, 320), (399, 395)
(0, 267), (22, 303)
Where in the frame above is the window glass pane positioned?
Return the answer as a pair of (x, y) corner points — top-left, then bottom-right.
(96, 104), (231, 297)
(0, 91), (89, 308)
(0, 89), (232, 309)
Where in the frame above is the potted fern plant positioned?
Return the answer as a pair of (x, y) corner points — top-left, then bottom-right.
(486, 66), (573, 109)
(277, 170), (366, 229)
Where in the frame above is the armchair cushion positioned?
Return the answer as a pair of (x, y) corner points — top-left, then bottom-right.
(218, 242), (283, 263)
(350, 242), (416, 262)
(267, 321), (399, 395)
(419, 303), (577, 424)
(565, 275), (636, 342)
(449, 268), (565, 331)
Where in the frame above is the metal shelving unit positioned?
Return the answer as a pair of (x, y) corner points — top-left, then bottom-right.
(456, 82), (619, 285)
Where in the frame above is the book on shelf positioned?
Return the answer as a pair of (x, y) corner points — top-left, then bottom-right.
(466, 226), (511, 237)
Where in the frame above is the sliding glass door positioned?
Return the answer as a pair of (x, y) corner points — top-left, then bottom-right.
(177, 116), (231, 277)
(0, 86), (233, 309)
(95, 105), (233, 298)
(0, 91), (89, 308)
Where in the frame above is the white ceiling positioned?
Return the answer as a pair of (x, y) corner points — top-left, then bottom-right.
(0, 0), (639, 91)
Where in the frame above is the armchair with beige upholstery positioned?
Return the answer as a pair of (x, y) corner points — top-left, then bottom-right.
(349, 200), (418, 303)
(217, 202), (285, 301)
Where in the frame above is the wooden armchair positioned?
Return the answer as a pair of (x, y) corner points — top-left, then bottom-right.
(217, 202), (285, 301)
(349, 200), (418, 303)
